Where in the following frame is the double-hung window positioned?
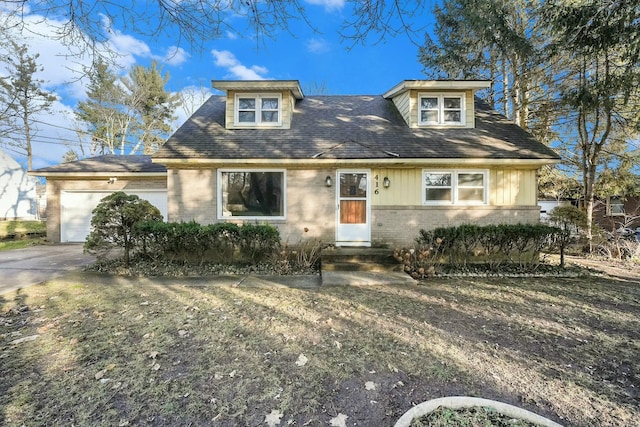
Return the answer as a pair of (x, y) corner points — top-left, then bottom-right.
(424, 170), (488, 205)
(418, 93), (465, 126)
(236, 94), (281, 126)
(219, 170), (285, 219)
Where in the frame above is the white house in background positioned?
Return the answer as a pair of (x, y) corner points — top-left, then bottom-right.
(0, 149), (38, 220)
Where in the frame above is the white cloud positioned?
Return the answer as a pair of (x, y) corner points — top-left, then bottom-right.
(304, 0), (345, 12)
(211, 49), (268, 80)
(162, 46), (189, 66)
(307, 38), (330, 54)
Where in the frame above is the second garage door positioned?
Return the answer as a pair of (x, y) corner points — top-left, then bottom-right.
(60, 190), (168, 243)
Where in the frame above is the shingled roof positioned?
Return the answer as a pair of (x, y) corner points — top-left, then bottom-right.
(154, 95), (560, 162)
(32, 155), (166, 175)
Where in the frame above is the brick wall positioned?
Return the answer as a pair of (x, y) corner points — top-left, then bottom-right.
(167, 169), (217, 224)
(371, 205), (541, 248)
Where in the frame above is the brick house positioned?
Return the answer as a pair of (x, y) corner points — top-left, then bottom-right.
(32, 79), (560, 246)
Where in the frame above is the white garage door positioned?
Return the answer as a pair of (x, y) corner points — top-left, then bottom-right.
(60, 190), (168, 243)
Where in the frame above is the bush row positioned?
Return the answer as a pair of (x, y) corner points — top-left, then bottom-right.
(397, 223), (561, 277)
(136, 220), (281, 264)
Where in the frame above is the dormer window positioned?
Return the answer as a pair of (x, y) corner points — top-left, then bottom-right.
(236, 93), (282, 126)
(418, 93), (465, 126)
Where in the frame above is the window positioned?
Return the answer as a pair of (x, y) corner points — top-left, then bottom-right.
(235, 94), (281, 125)
(424, 170), (488, 205)
(418, 93), (465, 126)
(607, 196), (625, 216)
(219, 170), (285, 219)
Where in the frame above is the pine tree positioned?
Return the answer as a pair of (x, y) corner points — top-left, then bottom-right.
(0, 41), (56, 170)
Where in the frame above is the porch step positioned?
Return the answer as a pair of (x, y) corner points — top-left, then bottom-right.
(320, 248), (402, 272)
(320, 248), (417, 286)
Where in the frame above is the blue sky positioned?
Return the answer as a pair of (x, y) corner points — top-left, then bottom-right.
(1, 1), (436, 169)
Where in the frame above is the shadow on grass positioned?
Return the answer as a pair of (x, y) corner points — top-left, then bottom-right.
(1, 273), (638, 427)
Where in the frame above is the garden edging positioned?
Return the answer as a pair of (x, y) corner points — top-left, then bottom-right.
(394, 396), (563, 427)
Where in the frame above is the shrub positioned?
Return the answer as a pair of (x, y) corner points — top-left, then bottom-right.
(415, 223), (560, 273)
(238, 223), (281, 262)
(84, 192), (163, 266)
(547, 206), (587, 267)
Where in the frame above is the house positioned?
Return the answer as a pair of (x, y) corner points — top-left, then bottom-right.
(30, 155), (167, 242)
(593, 195), (640, 234)
(151, 79), (560, 247)
(0, 149), (38, 220)
(32, 79), (560, 246)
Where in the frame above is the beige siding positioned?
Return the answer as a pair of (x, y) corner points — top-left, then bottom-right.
(372, 167), (538, 207)
(490, 169), (537, 206)
(391, 91), (411, 125)
(372, 168), (421, 205)
(225, 90), (294, 129)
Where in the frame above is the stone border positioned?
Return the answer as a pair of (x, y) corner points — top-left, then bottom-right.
(394, 396), (563, 427)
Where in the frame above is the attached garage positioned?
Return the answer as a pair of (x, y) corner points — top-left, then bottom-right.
(29, 155), (167, 243)
(60, 190), (168, 242)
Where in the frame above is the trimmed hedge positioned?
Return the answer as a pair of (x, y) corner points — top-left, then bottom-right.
(136, 220), (281, 264)
(413, 223), (561, 272)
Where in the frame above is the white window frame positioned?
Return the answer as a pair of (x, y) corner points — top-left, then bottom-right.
(606, 196), (625, 216)
(418, 92), (466, 126)
(234, 93), (282, 126)
(423, 169), (488, 205)
(218, 169), (286, 220)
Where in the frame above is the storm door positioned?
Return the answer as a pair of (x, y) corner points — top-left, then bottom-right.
(336, 170), (371, 246)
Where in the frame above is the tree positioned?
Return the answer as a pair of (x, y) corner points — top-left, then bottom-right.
(544, 0), (640, 246)
(0, 41), (57, 170)
(419, 0), (549, 134)
(4, 1), (428, 63)
(548, 205), (587, 268)
(76, 60), (179, 155)
(123, 61), (180, 154)
(84, 192), (163, 266)
(75, 58), (130, 155)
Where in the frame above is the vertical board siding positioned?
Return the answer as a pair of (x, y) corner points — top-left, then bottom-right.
(391, 91), (411, 125)
(374, 167), (538, 207)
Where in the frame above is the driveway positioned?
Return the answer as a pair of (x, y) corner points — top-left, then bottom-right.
(0, 244), (95, 294)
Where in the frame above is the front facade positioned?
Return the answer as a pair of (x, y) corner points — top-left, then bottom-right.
(153, 80), (560, 248)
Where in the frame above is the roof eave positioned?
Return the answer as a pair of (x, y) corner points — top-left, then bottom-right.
(28, 171), (167, 178)
(153, 157), (559, 167)
(212, 80), (304, 100)
(383, 80), (493, 99)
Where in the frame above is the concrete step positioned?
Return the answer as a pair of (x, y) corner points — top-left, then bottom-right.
(320, 248), (414, 285)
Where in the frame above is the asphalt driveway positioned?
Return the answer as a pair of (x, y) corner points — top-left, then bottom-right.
(0, 244), (95, 294)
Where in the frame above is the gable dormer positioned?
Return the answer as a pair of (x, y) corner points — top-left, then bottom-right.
(383, 80), (491, 129)
(212, 80), (304, 130)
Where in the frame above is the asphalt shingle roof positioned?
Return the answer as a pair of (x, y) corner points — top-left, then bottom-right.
(33, 155), (166, 174)
(154, 95), (560, 162)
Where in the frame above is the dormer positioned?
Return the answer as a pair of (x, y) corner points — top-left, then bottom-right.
(212, 80), (304, 130)
(383, 80), (491, 129)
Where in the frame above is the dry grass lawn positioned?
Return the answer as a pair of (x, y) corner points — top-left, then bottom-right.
(1, 269), (638, 426)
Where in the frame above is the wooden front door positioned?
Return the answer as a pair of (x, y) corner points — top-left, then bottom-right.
(336, 170), (370, 246)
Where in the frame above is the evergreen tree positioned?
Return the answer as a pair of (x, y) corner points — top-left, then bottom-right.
(0, 41), (56, 170)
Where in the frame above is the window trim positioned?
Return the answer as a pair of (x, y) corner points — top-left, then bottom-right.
(423, 169), (489, 205)
(606, 196), (625, 216)
(218, 169), (286, 220)
(418, 92), (466, 126)
(234, 93), (282, 126)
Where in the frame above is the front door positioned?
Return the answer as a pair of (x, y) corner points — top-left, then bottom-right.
(336, 170), (371, 246)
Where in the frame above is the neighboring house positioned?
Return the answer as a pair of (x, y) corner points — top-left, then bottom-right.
(0, 149), (38, 220)
(593, 195), (640, 234)
(31, 79), (561, 246)
(30, 155), (167, 242)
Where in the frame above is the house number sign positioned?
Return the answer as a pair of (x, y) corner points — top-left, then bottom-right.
(374, 175), (380, 194)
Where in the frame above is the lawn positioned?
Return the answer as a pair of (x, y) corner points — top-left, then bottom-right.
(1, 272), (638, 427)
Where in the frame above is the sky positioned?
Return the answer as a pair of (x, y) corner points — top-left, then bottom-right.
(0, 1), (436, 170)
